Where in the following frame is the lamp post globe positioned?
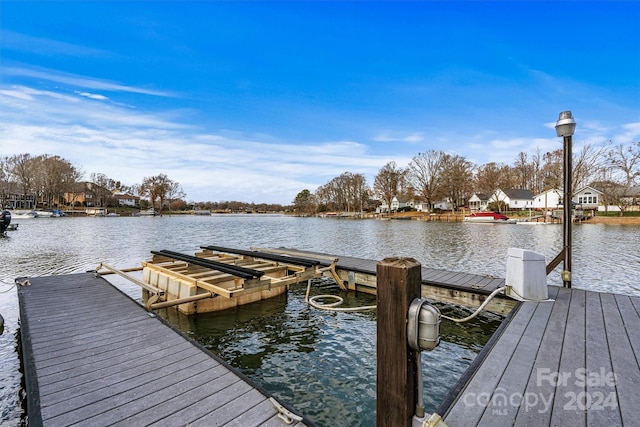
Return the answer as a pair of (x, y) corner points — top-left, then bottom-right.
(555, 111), (576, 137)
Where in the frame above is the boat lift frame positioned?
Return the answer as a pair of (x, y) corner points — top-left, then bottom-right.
(96, 245), (343, 313)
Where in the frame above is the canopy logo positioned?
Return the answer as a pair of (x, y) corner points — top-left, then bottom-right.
(461, 367), (618, 415)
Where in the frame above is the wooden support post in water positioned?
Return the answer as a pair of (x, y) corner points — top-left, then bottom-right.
(376, 257), (422, 427)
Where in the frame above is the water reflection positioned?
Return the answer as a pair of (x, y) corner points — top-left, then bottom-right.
(155, 280), (501, 426)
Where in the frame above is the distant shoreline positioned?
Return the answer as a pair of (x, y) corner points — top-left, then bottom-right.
(586, 215), (640, 225)
(371, 211), (640, 225)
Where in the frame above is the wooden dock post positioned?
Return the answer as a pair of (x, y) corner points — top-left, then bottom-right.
(376, 257), (422, 427)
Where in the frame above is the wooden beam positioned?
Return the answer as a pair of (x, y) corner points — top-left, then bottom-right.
(376, 257), (422, 427)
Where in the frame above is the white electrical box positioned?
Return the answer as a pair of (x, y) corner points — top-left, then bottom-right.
(505, 248), (548, 301)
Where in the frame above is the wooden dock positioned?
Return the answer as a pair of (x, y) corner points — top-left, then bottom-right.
(254, 247), (515, 314)
(17, 248), (640, 426)
(436, 285), (640, 426)
(17, 272), (309, 426)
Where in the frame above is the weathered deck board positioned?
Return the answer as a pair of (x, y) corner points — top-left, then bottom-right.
(439, 286), (640, 426)
(18, 272), (309, 427)
(275, 248), (506, 294)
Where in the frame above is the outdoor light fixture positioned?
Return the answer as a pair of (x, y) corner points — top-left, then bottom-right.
(555, 110), (576, 288)
(407, 298), (441, 424)
(555, 111), (576, 137)
(407, 298), (441, 352)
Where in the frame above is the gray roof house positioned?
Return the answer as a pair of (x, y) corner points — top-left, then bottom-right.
(468, 193), (491, 211)
(489, 189), (534, 210)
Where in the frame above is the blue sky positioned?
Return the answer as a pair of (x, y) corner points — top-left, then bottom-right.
(1, 1), (639, 205)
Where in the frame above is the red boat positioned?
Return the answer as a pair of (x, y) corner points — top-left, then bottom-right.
(463, 211), (515, 223)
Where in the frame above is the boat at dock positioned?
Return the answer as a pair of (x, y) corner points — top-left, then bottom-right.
(9, 210), (38, 219)
(134, 208), (158, 216)
(86, 208), (108, 217)
(463, 211), (516, 223)
(33, 209), (65, 217)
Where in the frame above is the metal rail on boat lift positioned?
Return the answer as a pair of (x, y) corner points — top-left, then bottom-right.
(152, 250), (265, 280)
(201, 245), (320, 268)
(249, 246), (348, 291)
(97, 261), (219, 311)
(95, 262), (167, 309)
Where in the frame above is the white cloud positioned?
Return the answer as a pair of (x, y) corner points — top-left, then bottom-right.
(618, 122), (640, 143)
(1, 30), (111, 58)
(3, 66), (174, 97)
(0, 83), (391, 204)
(373, 132), (424, 144)
(76, 92), (109, 101)
(3, 78), (636, 204)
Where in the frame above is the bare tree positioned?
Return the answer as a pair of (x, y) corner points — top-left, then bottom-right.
(0, 156), (21, 207)
(542, 143), (608, 196)
(512, 152), (534, 190)
(313, 172), (369, 214)
(39, 155), (82, 207)
(541, 149), (563, 191)
(350, 173), (370, 215)
(406, 150), (446, 212)
(605, 141), (640, 215)
(573, 142), (610, 192)
(474, 162), (514, 195)
(166, 180), (186, 210)
(440, 154), (474, 211)
(90, 173), (117, 207)
(373, 161), (406, 214)
(7, 154), (37, 203)
(140, 173), (178, 214)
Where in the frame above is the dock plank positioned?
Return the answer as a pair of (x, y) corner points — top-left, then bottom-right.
(602, 293), (640, 426)
(441, 286), (640, 427)
(549, 288), (586, 427)
(18, 272), (309, 427)
(585, 291), (621, 426)
(277, 247), (507, 294)
(476, 295), (555, 426)
(442, 300), (538, 426)
(513, 286), (566, 427)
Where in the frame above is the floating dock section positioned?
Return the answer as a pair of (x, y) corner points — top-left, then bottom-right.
(253, 247), (515, 314)
(98, 245), (515, 316)
(17, 273), (309, 426)
(102, 247), (327, 315)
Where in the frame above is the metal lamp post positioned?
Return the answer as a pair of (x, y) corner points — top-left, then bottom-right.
(555, 111), (576, 288)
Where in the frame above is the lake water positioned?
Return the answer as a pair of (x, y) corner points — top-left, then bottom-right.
(1, 215), (639, 426)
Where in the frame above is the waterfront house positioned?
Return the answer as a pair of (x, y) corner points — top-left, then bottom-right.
(593, 184), (640, 213)
(573, 186), (603, 210)
(377, 196), (414, 213)
(489, 189), (534, 210)
(431, 198), (454, 211)
(112, 191), (140, 207)
(468, 193), (491, 211)
(63, 182), (111, 207)
(532, 188), (562, 211)
(413, 201), (430, 212)
(2, 192), (36, 209)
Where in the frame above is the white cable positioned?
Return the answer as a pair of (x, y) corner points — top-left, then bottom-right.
(0, 284), (16, 293)
(305, 280), (376, 312)
(441, 286), (506, 323)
